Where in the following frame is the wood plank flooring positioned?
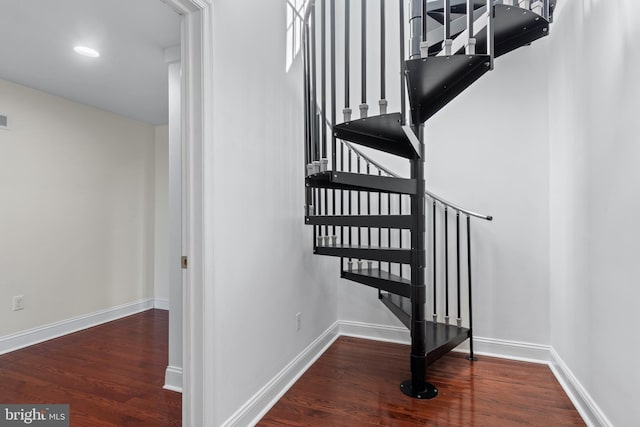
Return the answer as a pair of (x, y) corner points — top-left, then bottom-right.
(259, 336), (585, 427)
(0, 309), (181, 426)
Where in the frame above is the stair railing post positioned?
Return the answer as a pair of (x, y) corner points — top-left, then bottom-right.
(432, 200), (437, 322)
(409, 0), (422, 59)
(543, 0), (550, 21)
(466, 216), (478, 361)
(379, 0), (387, 115)
(442, 0), (452, 55)
(360, 0), (368, 119)
(400, 123), (437, 399)
(456, 212), (462, 327)
(420, 0), (428, 57)
(487, 0), (494, 70)
(330, 0), (337, 242)
(399, 0), (406, 124)
(444, 207), (449, 324)
(465, 0), (476, 54)
(343, 0), (351, 122)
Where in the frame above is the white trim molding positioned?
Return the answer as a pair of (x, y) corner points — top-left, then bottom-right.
(549, 349), (613, 427)
(154, 298), (170, 311)
(159, 1), (215, 426)
(222, 322), (341, 427)
(338, 320), (410, 344)
(0, 298), (155, 355)
(164, 365), (184, 393)
(219, 320), (614, 427)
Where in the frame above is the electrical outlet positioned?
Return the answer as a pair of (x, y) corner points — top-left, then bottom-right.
(12, 295), (24, 311)
(296, 312), (302, 332)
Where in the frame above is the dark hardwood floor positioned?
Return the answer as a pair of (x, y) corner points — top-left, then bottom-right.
(260, 336), (585, 427)
(0, 309), (181, 426)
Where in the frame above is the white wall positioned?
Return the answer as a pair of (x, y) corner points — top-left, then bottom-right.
(209, 1), (338, 424)
(424, 41), (551, 345)
(549, 1), (640, 425)
(0, 78), (157, 336)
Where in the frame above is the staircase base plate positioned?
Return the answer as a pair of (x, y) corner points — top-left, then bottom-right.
(400, 380), (439, 399)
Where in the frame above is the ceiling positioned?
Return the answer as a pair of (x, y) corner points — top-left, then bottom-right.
(0, 0), (181, 125)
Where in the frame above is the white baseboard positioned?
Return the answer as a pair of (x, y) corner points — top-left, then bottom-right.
(164, 365), (183, 393)
(549, 348), (612, 427)
(338, 320), (410, 344)
(0, 298), (155, 355)
(154, 298), (170, 310)
(453, 335), (552, 364)
(222, 322), (341, 427)
(220, 319), (612, 427)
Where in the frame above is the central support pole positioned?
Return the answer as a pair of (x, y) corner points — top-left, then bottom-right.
(400, 124), (437, 400)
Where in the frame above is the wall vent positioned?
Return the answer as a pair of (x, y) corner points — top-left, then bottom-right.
(0, 114), (7, 129)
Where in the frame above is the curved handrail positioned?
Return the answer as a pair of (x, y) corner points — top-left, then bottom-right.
(343, 140), (493, 221)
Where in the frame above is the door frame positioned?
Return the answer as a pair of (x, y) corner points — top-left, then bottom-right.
(163, 1), (214, 425)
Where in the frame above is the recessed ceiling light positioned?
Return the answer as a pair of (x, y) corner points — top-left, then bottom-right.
(74, 46), (100, 58)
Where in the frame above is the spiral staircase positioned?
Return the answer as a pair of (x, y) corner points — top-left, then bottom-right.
(302, 0), (554, 398)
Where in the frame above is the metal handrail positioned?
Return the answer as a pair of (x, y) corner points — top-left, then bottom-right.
(342, 140), (493, 221)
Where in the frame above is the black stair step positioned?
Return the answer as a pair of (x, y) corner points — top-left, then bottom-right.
(475, 4), (550, 58)
(405, 54), (491, 125)
(379, 293), (470, 366)
(333, 113), (420, 159)
(342, 268), (411, 298)
(314, 244), (411, 264)
(306, 170), (416, 194)
(305, 215), (412, 229)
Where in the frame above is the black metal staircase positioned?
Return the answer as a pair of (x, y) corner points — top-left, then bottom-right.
(301, 0), (553, 400)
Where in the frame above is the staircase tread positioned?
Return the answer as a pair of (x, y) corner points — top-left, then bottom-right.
(406, 54), (491, 124)
(344, 268), (411, 286)
(306, 214), (413, 228)
(319, 244), (408, 252)
(342, 268), (412, 298)
(333, 113), (420, 159)
(475, 4), (550, 58)
(306, 170), (417, 194)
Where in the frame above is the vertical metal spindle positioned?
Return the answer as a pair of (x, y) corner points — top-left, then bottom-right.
(330, 0), (337, 240)
(444, 206), (449, 323)
(367, 163), (371, 253)
(387, 183), (392, 273)
(399, 0), (406, 124)
(487, 0), (494, 69)
(398, 193), (403, 277)
(344, 0), (351, 121)
(543, 0), (550, 21)
(321, 0), (327, 160)
(466, 0), (476, 55)
(311, 6), (319, 161)
(321, 0), (328, 238)
(357, 156), (362, 251)
(348, 148), (352, 268)
(360, 0), (368, 118)
(379, 0), (387, 115)
(432, 200), (437, 320)
(456, 212), (461, 323)
(421, 0), (427, 41)
(467, 215), (477, 360)
(303, 28), (310, 167)
(378, 170), (382, 271)
(343, 0), (351, 270)
(420, 0), (428, 57)
(443, 0), (452, 55)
